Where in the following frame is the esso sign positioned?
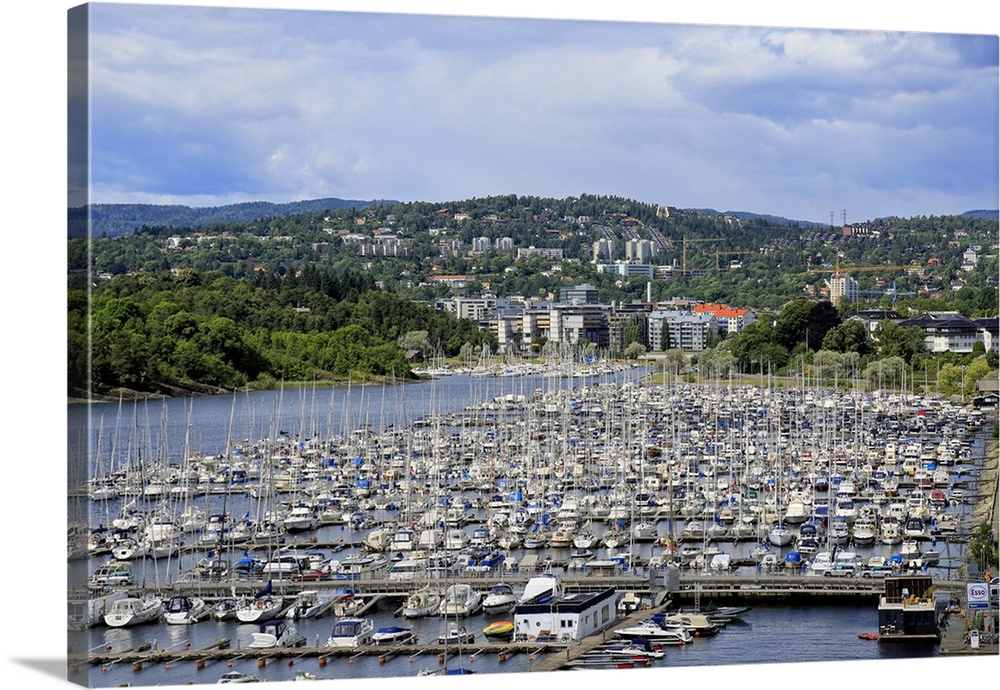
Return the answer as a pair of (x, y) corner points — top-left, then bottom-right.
(968, 583), (989, 609)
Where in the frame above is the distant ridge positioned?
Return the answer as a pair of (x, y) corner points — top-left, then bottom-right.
(962, 209), (999, 220)
(688, 208), (827, 227)
(68, 197), (398, 238)
(69, 195), (998, 238)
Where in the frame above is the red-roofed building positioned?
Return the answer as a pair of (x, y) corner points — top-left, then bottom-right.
(693, 303), (757, 334)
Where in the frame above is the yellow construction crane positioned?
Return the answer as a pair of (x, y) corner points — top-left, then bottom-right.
(715, 250), (750, 270)
(806, 258), (916, 307)
(682, 237), (724, 276)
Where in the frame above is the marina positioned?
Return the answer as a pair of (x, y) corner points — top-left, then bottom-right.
(67, 365), (998, 686)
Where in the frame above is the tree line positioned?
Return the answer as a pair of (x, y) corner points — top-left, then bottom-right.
(691, 298), (998, 398)
(69, 267), (495, 398)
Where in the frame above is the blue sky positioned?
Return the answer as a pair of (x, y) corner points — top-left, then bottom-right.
(77, 2), (999, 224)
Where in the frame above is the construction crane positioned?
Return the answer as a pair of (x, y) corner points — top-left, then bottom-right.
(682, 237), (723, 276)
(715, 250), (750, 270)
(806, 258), (916, 307)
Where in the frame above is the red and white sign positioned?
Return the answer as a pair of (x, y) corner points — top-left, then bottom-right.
(967, 582), (989, 609)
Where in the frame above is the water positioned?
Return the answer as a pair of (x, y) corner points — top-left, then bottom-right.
(76, 602), (942, 687)
(64, 371), (992, 688)
(69, 370), (634, 472)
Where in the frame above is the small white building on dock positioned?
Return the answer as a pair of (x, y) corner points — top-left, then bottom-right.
(513, 587), (618, 642)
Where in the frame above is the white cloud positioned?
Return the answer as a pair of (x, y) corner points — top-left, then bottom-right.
(83, 4), (998, 221)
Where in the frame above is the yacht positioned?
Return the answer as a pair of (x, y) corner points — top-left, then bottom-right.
(481, 582), (517, 615)
(438, 583), (482, 617)
(249, 619), (305, 648)
(325, 617), (374, 647)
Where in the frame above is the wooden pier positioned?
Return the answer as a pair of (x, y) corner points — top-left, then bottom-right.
(82, 637), (572, 670)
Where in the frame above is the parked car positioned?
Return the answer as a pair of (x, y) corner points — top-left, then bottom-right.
(860, 564), (894, 578)
(824, 562), (859, 578)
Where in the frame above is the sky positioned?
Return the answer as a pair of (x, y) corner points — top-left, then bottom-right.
(73, 1), (999, 224)
(2, 4), (999, 690)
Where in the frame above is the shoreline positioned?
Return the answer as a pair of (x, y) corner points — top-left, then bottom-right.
(67, 373), (434, 406)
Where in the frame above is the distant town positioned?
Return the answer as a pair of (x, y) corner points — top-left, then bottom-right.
(70, 195), (998, 398)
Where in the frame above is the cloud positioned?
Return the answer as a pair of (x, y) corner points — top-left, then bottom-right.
(84, 4), (998, 222)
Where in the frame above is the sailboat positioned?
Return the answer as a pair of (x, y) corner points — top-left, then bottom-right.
(236, 580), (287, 623)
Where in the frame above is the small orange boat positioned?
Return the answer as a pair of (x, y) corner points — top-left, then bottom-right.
(858, 632), (879, 640)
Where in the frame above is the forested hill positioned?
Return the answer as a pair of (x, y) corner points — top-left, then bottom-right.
(68, 197), (399, 238)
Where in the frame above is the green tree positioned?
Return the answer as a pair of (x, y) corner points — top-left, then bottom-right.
(624, 341), (647, 360)
(398, 330), (432, 359)
(821, 319), (872, 355)
(875, 322), (926, 364)
(863, 356), (908, 391)
(730, 320), (790, 372)
(773, 299), (815, 351)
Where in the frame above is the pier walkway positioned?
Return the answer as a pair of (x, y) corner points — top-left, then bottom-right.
(144, 570), (908, 604)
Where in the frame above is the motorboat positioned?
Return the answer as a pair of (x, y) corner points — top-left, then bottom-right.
(680, 522), (704, 542)
(828, 516), (851, 545)
(518, 574), (562, 605)
(903, 516), (927, 539)
(613, 621), (693, 645)
(676, 604), (752, 625)
(783, 500), (810, 524)
(436, 623), (475, 645)
(651, 612), (720, 636)
(362, 529), (393, 553)
(482, 620), (515, 641)
(444, 528), (470, 551)
(282, 505), (318, 533)
(249, 619), (305, 649)
(259, 550), (315, 578)
(163, 595), (210, 625)
(104, 595), (162, 628)
(900, 539), (921, 559)
(438, 583), (482, 617)
(481, 582), (517, 615)
(631, 521), (658, 542)
(464, 549), (506, 572)
(549, 525), (575, 548)
(617, 591), (649, 614)
(371, 625), (416, 645)
(391, 528), (417, 552)
(402, 585), (442, 619)
(339, 552), (388, 579)
(326, 617), (374, 647)
(851, 519), (877, 546)
(216, 670), (260, 683)
(284, 589), (334, 620)
(417, 528), (444, 550)
(881, 517), (903, 545)
(425, 554), (460, 579)
(469, 526), (494, 548)
(605, 638), (666, 659)
(572, 530), (597, 549)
